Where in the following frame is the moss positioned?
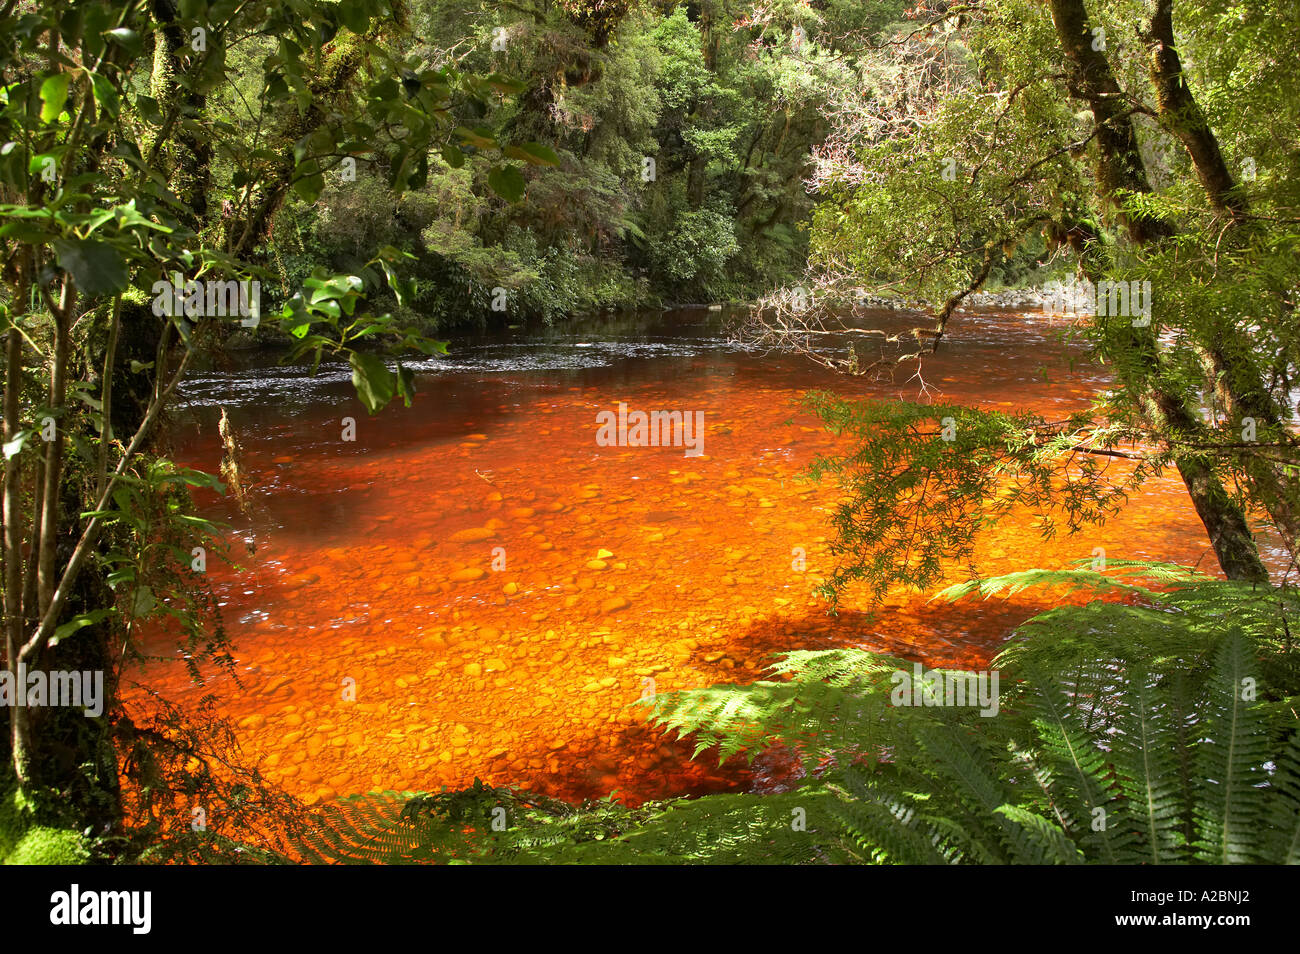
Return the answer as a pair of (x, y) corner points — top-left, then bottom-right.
(5, 826), (91, 865)
(0, 785), (31, 859)
(0, 779), (91, 865)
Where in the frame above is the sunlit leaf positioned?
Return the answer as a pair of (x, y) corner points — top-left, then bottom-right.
(2, 429), (31, 460)
(39, 72), (70, 124)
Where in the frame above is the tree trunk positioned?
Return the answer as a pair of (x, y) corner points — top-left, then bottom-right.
(150, 1), (212, 228)
(1048, 0), (1269, 581)
(1048, 0), (1171, 243)
(3, 303), (31, 779)
(1141, 5), (1300, 564)
(1144, 0), (1245, 221)
(35, 283), (71, 616)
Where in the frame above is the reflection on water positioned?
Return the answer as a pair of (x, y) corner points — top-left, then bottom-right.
(126, 306), (1232, 806)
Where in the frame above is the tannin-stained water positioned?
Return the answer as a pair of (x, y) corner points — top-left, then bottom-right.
(124, 306), (1234, 806)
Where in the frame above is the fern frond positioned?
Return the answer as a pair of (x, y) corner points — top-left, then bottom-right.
(637, 649), (907, 765)
(1262, 727), (1300, 865)
(764, 649), (902, 685)
(829, 766), (955, 864)
(1195, 629), (1271, 863)
(281, 572), (1300, 867)
(1109, 672), (1187, 864)
(1022, 665), (1128, 863)
(992, 805), (1083, 864)
(295, 791), (422, 864)
(936, 568), (1155, 604)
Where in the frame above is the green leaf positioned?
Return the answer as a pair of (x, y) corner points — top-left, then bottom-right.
(503, 142), (559, 167)
(313, 299), (342, 320)
(0, 220), (51, 243)
(441, 145), (465, 169)
(293, 158), (325, 202)
(378, 259), (406, 307)
(453, 126), (496, 150)
(51, 610), (111, 647)
(374, 245), (415, 263)
(396, 364), (416, 407)
(337, 0), (370, 34)
(130, 585), (155, 619)
(174, 513), (217, 530)
(134, 94), (163, 125)
(107, 199), (172, 233)
(349, 351), (396, 414)
(39, 73), (71, 124)
(52, 238), (128, 296)
(106, 567), (136, 588)
(90, 74), (119, 117)
(28, 150), (63, 178)
(487, 165), (526, 203)
(103, 27), (143, 58)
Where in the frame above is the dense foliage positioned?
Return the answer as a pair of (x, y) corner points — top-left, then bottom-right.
(270, 0), (910, 326)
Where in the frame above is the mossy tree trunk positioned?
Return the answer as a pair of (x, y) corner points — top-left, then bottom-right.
(1049, 0), (1270, 582)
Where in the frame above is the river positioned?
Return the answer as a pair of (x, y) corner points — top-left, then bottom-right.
(125, 305), (1234, 806)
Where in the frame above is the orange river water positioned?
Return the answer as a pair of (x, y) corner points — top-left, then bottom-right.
(122, 306), (1260, 807)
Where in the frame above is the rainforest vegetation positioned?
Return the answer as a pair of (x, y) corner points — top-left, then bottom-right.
(0, 0), (1298, 867)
